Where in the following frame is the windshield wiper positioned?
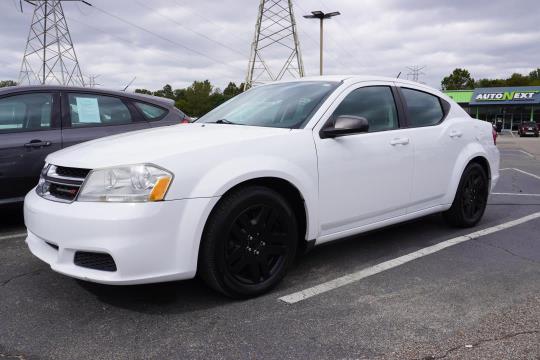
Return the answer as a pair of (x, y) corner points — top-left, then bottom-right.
(214, 119), (238, 125)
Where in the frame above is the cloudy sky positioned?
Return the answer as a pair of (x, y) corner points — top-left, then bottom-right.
(1, 0), (539, 91)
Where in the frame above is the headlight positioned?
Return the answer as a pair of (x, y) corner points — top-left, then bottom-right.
(77, 164), (173, 202)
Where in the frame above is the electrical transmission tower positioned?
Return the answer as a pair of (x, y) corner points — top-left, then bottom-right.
(245, 0), (305, 89)
(406, 65), (426, 83)
(19, 0), (87, 86)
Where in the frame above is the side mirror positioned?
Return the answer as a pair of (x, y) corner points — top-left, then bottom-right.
(320, 115), (369, 139)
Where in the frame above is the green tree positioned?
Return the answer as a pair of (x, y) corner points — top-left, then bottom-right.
(223, 82), (243, 98)
(505, 73), (530, 86)
(153, 84), (175, 100)
(0, 80), (17, 88)
(441, 68), (475, 90)
(134, 88), (153, 95)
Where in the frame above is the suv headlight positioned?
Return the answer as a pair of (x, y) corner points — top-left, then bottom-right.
(78, 164), (173, 202)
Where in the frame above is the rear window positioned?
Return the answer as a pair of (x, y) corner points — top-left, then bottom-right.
(135, 102), (167, 120)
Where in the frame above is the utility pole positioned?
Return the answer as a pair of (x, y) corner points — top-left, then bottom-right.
(406, 65), (426, 83)
(245, 0), (305, 89)
(18, 0), (90, 86)
(303, 10), (340, 76)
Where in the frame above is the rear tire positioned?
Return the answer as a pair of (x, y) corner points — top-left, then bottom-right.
(443, 163), (489, 228)
(198, 186), (298, 298)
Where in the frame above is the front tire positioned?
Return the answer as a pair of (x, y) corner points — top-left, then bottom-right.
(443, 163), (489, 228)
(199, 186), (298, 298)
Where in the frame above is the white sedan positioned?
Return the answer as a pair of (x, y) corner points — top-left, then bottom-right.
(24, 76), (500, 298)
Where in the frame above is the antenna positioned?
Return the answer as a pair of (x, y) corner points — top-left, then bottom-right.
(122, 76), (137, 92)
(18, 0), (90, 86)
(245, 0), (305, 89)
(406, 65), (426, 83)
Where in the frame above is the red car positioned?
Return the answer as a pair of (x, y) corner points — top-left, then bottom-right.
(518, 122), (539, 137)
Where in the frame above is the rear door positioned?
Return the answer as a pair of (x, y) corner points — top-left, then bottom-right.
(61, 92), (150, 148)
(0, 91), (61, 203)
(396, 85), (466, 212)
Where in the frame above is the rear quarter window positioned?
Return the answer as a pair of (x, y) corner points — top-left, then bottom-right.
(134, 102), (168, 121)
(401, 88), (444, 127)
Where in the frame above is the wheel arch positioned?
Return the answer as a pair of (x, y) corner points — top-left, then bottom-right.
(445, 145), (492, 205)
(203, 176), (311, 244)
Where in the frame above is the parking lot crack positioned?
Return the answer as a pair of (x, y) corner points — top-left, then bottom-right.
(475, 239), (540, 265)
(417, 329), (539, 360)
(0, 269), (42, 288)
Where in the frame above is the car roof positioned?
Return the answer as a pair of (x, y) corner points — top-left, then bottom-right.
(268, 75), (437, 91)
(262, 75), (446, 99)
(0, 85), (175, 108)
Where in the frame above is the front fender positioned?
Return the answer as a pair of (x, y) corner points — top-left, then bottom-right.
(189, 155), (319, 241)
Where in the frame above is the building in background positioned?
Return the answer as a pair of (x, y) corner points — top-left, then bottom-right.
(444, 86), (540, 131)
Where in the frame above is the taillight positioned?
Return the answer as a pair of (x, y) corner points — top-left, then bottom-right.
(492, 128), (497, 145)
(180, 117), (190, 124)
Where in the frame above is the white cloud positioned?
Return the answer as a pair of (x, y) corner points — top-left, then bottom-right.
(1, 0), (539, 90)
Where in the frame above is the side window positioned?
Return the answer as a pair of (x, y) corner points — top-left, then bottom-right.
(401, 88), (444, 127)
(0, 93), (53, 134)
(68, 94), (132, 127)
(134, 102), (167, 120)
(331, 86), (398, 132)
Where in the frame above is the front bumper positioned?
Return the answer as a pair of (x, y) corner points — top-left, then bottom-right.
(24, 190), (219, 285)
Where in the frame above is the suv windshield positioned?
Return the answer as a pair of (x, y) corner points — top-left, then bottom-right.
(197, 81), (339, 128)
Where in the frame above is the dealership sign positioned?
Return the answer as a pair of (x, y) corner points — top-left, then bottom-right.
(471, 87), (540, 105)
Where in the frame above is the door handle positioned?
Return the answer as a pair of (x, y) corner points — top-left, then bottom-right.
(24, 140), (52, 148)
(390, 137), (410, 146)
(449, 130), (463, 138)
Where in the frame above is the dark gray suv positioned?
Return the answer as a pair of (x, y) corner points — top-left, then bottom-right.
(0, 85), (189, 205)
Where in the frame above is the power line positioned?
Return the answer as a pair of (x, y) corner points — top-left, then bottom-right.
(133, 0), (248, 58)
(88, 3), (245, 72)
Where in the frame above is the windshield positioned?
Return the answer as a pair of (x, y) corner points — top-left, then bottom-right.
(197, 81), (339, 128)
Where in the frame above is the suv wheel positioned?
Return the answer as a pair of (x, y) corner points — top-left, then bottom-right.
(443, 163), (489, 228)
(199, 186), (298, 298)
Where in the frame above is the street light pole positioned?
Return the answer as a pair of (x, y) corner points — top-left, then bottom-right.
(303, 10), (340, 76)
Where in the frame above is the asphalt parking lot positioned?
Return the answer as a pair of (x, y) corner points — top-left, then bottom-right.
(1, 136), (539, 360)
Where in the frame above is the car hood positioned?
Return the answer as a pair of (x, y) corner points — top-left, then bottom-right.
(47, 124), (292, 169)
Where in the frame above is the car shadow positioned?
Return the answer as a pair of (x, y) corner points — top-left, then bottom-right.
(76, 277), (233, 314)
(73, 208), (508, 313)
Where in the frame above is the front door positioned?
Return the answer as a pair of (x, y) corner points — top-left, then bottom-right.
(0, 92), (61, 203)
(314, 83), (414, 238)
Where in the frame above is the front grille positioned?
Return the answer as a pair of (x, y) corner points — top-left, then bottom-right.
(55, 166), (91, 179)
(74, 251), (117, 272)
(38, 165), (91, 203)
(48, 183), (80, 201)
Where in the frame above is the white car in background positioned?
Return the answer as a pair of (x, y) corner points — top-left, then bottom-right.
(24, 76), (500, 298)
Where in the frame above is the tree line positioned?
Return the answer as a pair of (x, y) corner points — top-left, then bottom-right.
(441, 68), (540, 90)
(135, 81), (244, 118)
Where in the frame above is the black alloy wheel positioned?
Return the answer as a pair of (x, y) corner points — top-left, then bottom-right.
(443, 163), (489, 228)
(199, 186), (298, 298)
(225, 204), (289, 285)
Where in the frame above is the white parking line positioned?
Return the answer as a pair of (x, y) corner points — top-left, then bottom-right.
(0, 232), (27, 241)
(492, 192), (540, 197)
(500, 167), (540, 180)
(518, 150), (535, 158)
(279, 212), (540, 304)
